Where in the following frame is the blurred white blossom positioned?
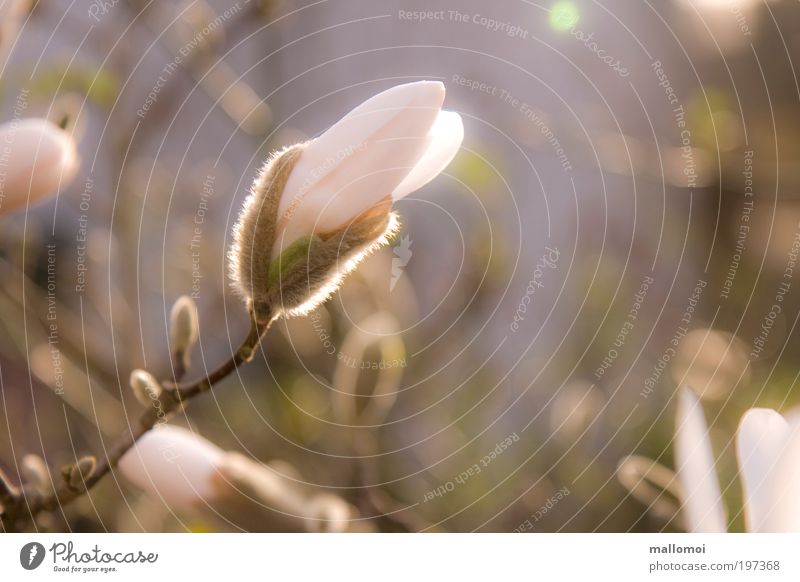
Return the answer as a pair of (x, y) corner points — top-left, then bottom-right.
(675, 388), (800, 532)
(119, 425), (224, 510)
(0, 118), (78, 215)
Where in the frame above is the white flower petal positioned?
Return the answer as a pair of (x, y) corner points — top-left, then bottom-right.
(277, 81), (444, 215)
(273, 81), (445, 255)
(391, 110), (464, 201)
(674, 388), (727, 532)
(736, 408), (794, 531)
(0, 118), (78, 215)
(766, 421), (800, 532)
(119, 426), (224, 510)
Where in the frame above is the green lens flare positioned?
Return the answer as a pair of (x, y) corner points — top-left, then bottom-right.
(550, 1), (580, 31)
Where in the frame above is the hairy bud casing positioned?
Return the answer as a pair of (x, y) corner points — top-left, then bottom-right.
(130, 369), (163, 407)
(169, 295), (199, 368)
(229, 144), (399, 322)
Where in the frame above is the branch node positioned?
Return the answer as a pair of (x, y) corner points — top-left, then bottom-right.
(63, 456), (97, 492)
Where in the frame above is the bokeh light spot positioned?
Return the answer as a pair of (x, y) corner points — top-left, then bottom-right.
(549, 1), (580, 31)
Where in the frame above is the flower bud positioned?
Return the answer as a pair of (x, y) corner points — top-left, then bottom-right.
(169, 295), (199, 368)
(616, 455), (681, 522)
(215, 452), (356, 532)
(229, 81), (463, 322)
(303, 493), (351, 533)
(0, 118), (79, 215)
(21, 454), (51, 495)
(65, 456), (96, 491)
(129, 369), (162, 407)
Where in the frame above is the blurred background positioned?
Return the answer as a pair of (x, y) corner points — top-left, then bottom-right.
(1, 0), (800, 532)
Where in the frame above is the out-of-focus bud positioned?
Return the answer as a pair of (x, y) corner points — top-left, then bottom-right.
(616, 455), (681, 523)
(174, 0), (224, 60)
(118, 425), (224, 510)
(65, 456), (96, 491)
(331, 312), (404, 427)
(215, 452), (356, 532)
(303, 493), (351, 533)
(169, 295), (199, 369)
(129, 369), (163, 407)
(21, 454), (51, 495)
(0, 118), (79, 215)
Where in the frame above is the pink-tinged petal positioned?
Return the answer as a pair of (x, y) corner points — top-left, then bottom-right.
(392, 110), (464, 201)
(783, 406), (800, 426)
(675, 388), (727, 532)
(766, 422), (800, 532)
(119, 426), (224, 510)
(0, 118), (78, 215)
(277, 81), (444, 217)
(736, 408), (790, 531)
(273, 81), (445, 255)
(737, 409), (800, 532)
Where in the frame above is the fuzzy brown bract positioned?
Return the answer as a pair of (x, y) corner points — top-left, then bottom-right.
(229, 143), (400, 323)
(228, 143), (305, 320)
(266, 209), (399, 319)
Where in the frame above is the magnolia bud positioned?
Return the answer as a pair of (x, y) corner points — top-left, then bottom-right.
(65, 456), (96, 491)
(216, 452), (356, 532)
(303, 493), (351, 533)
(0, 118), (79, 215)
(21, 454), (51, 494)
(130, 369), (162, 407)
(169, 295), (199, 368)
(118, 425), (224, 510)
(175, 0), (224, 59)
(616, 455), (681, 522)
(229, 81), (463, 323)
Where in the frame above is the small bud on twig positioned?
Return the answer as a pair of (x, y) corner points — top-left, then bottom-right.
(21, 454), (51, 495)
(616, 455), (681, 522)
(304, 493), (351, 533)
(64, 456), (96, 491)
(169, 295), (199, 369)
(130, 369), (163, 407)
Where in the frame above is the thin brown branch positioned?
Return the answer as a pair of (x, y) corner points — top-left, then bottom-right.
(0, 310), (273, 531)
